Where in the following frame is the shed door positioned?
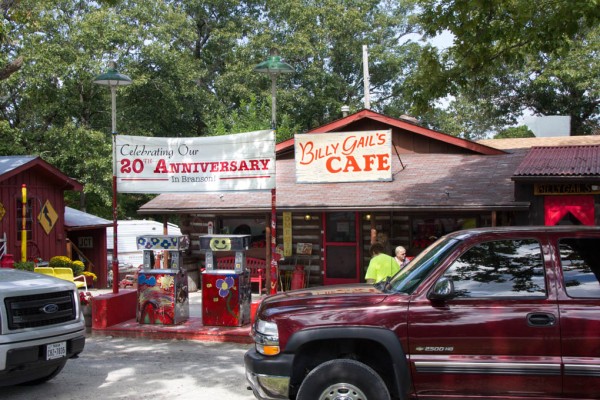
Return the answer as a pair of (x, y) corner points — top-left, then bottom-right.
(323, 212), (360, 285)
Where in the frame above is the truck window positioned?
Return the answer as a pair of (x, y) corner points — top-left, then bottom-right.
(560, 238), (600, 298)
(389, 238), (460, 294)
(442, 239), (546, 298)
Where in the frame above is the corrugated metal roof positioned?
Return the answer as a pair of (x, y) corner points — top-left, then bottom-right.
(0, 155), (83, 190)
(65, 206), (111, 229)
(513, 145), (600, 177)
(0, 155), (37, 175)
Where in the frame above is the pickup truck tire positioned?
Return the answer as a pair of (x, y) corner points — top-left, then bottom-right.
(296, 359), (390, 400)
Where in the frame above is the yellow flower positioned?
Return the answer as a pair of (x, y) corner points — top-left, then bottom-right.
(82, 271), (98, 281)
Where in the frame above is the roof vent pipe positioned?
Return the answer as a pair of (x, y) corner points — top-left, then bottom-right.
(341, 105), (350, 117)
(362, 45), (370, 110)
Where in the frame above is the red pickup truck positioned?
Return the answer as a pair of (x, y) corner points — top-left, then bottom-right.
(245, 226), (600, 400)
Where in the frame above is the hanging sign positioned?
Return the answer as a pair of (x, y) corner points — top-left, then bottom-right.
(115, 130), (276, 193)
(283, 212), (292, 257)
(295, 130), (392, 183)
(535, 183), (600, 195)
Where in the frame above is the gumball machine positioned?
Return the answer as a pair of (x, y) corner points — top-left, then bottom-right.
(200, 234), (251, 326)
(135, 235), (190, 325)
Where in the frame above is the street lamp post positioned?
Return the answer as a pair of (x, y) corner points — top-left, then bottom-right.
(254, 49), (294, 295)
(93, 61), (132, 294)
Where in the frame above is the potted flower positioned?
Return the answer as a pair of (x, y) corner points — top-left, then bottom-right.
(79, 291), (93, 329)
(82, 270), (97, 288)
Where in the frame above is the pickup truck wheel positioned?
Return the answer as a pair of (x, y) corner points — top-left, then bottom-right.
(297, 359), (390, 400)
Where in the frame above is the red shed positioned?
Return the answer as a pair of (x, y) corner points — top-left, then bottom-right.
(0, 156), (83, 263)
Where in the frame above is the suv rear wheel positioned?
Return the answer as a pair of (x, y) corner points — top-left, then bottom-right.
(297, 359), (390, 400)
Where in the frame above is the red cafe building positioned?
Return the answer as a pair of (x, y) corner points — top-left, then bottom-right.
(138, 110), (600, 291)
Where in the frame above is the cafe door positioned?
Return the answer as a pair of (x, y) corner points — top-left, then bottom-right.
(323, 212), (361, 285)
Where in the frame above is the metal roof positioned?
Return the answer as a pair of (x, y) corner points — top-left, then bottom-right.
(0, 155), (83, 190)
(0, 155), (37, 175)
(65, 207), (112, 230)
(513, 145), (600, 177)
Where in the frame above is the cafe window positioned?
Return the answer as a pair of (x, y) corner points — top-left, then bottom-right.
(411, 217), (478, 251)
(16, 198), (33, 241)
(326, 212), (356, 243)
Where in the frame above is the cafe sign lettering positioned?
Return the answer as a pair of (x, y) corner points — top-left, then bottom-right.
(295, 130), (392, 183)
(534, 183), (600, 195)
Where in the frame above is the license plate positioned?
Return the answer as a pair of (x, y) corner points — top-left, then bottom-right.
(46, 342), (67, 360)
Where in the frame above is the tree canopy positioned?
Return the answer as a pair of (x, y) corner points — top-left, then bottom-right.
(408, 0), (600, 136)
(0, 0), (597, 218)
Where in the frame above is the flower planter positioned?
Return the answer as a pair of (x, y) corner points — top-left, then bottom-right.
(81, 305), (92, 328)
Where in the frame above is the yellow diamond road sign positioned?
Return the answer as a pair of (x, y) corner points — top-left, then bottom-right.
(38, 200), (58, 234)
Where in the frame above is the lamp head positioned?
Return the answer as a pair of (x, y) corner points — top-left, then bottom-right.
(93, 61), (132, 87)
(254, 54), (294, 75)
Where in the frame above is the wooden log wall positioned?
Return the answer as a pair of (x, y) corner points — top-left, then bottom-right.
(278, 213), (322, 287)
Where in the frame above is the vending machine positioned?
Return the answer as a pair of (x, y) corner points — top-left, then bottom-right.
(200, 234), (251, 326)
(136, 235), (190, 325)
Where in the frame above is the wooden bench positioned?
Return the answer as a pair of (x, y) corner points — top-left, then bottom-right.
(34, 266), (88, 290)
(216, 257), (265, 294)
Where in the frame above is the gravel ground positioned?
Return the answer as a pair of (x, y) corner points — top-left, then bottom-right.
(3, 335), (257, 400)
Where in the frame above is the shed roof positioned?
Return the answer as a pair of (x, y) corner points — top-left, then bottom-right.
(0, 156), (83, 190)
(139, 149), (530, 215)
(64, 207), (112, 230)
(513, 145), (600, 178)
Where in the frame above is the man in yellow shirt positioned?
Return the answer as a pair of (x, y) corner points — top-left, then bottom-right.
(365, 242), (399, 284)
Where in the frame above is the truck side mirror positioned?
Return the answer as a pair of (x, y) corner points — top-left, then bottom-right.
(428, 277), (455, 301)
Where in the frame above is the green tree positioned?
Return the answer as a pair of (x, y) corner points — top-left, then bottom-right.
(495, 126), (535, 139)
(409, 0), (600, 135)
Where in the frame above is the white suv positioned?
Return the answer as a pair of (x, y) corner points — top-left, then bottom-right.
(0, 268), (86, 386)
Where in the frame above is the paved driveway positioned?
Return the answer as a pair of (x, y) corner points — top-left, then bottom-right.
(3, 335), (256, 400)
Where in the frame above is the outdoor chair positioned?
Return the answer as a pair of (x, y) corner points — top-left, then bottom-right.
(216, 256), (265, 294)
(53, 267), (88, 290)
(34, 266), (56, 277)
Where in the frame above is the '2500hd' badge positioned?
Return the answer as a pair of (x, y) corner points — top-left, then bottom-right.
(416, 346), (454, 352)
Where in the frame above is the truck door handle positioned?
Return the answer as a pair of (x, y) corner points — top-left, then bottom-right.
(527, 313), (556, 327)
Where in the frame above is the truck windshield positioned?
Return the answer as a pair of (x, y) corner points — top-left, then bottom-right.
(385, 238), (461, 294)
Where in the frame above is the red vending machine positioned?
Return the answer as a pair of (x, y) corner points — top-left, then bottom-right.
(136, 235), (190, 325)
(200, 234), (251, 326)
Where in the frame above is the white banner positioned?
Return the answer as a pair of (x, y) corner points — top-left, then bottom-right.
(115, 130), (275, 193)
(295, 130), (392, 183)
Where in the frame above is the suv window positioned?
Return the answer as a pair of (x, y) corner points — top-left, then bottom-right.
(443, 239), (546, 298)
(559, 237), (600, 298)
